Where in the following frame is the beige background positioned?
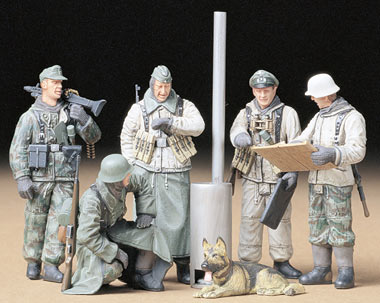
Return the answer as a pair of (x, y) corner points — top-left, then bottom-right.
(1, 158), (379, 302)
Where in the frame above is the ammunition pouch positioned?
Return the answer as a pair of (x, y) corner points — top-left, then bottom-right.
(231, 147), (255, 175)
(28, 144), (48, 169)
(133, 129), (156, 164)
(167, 135), (197, 164)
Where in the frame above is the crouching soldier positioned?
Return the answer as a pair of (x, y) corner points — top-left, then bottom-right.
(63, 154), (172, 294)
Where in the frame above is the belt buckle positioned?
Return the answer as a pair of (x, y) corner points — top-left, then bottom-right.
(156, 137), (167, 148)
(50, 144), (60, 152)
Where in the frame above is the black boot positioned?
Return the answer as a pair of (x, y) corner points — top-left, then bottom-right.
(43, 264), (63, 283)
(273, 261), (302, 279)
(26, 262), (41, 280)
(174, 257), (190, 285)
(333, 247), (354, 289)
(135, 270), (164, 291)
(299, 266), (332, 285)
(335, 267), (354, 289)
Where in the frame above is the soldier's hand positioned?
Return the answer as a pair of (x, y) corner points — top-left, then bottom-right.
(234, 132), (252, 148)
(64, 88), (79, 96)
(281, 172), (298, 191)
(69, 104), (90, 126)
(115, 248), (129, 269)
(16, 176), (34, 200)
(311, 145), (336, 166)
(151, 118), (173, 135)
(136, 214), (154, 228)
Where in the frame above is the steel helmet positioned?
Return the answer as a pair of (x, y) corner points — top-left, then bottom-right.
(305, 73), (340, 98)
(98, 154), (133, 183)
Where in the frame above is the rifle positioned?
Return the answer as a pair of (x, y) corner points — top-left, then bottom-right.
(61, 145), (82, 292)
(135, 84), (141, 103)
(352, 164), (370, 217)
(24, 84), (107, 117)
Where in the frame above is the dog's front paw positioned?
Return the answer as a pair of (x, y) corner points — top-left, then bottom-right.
(193, 291), (202, 298)
(203, 291), (218, 298)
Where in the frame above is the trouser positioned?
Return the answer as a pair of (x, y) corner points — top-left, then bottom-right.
(238, 179), (293, 262)
(23, 181), (73, 265)
(308, 184), (354, 247)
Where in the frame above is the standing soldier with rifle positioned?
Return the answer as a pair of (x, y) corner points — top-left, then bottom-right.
(9, 65), (102, 283)
(295, 73), (367, 289)
(120, 65), (205, 284)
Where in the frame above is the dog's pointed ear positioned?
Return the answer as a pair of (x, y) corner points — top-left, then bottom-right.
(202, 238), (211, 250)
(215, 236), (227, 251)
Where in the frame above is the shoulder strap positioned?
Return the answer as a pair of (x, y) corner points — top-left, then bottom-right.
(139, 101), (149, 132)
(274, 106), (284, 143)
(245, 105), (252, 136)
(176, 96), (184, 117)
(90, 183), (109, 230)
(32, 110), (46, 142)
(334, 109), (353, 146)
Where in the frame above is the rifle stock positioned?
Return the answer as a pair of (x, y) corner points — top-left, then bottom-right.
(61, 148), (81, 292)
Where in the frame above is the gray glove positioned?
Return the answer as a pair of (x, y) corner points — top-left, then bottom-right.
(151, 118), (173, 135)
(136, 214), (154, 229)
(234, 132), (252, 148)
(281, 172), (298, 191)
(69, 104), (90, 126)
(115, 248), (129, 269)
(311, 145), (336, 166)
(17, 176), (34, 200)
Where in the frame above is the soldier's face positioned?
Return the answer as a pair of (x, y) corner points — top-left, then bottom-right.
(311, 96), (332, 109)
(42, 79), (62, 101)
(153, 80), (171, 102)
(252, 86), (277, 109)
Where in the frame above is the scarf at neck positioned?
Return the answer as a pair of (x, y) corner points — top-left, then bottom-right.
(253, 95), (282, 115)
(32, 96), (65, 113)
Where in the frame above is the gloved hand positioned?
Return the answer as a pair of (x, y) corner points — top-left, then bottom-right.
(115, 248), (129, 269)
(151, 118), (173, 135)
(69, 104), (89, 126)
(234, 132), (252, 148)
(136, 214), (154, 229)
(17, 176), (34, 199)
(281, 172), (298, 191)
(311, 145), (336, 166)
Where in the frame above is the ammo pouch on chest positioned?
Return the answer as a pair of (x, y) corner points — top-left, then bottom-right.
(28, 144), (49, 168)
(232, 147), (255, 175)
(133, 129), (156, 164)
(167, 135), (197, 164)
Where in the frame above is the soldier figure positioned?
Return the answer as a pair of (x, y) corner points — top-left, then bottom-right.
(230, 70), (302, 279)
(64, 154), (172, 294)
(120, 65), (205, 284)
(9, 65), (101, 282)
(296, 74), (366, 289)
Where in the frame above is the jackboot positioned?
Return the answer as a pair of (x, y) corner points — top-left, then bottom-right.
(299, 245), (332, 285)
(26, 262), (41, 280)
(43, 264), (63, 283)
(135, 269), (164, 291)
(333, 246), (354, 289)
(174, 257), (190, 285)
(273, 261), (302, 279)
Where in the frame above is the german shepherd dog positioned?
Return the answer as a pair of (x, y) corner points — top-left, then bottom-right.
(194, 237), (305, 298)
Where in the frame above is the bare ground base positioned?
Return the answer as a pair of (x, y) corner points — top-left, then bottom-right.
(1, 157), (379, 303)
